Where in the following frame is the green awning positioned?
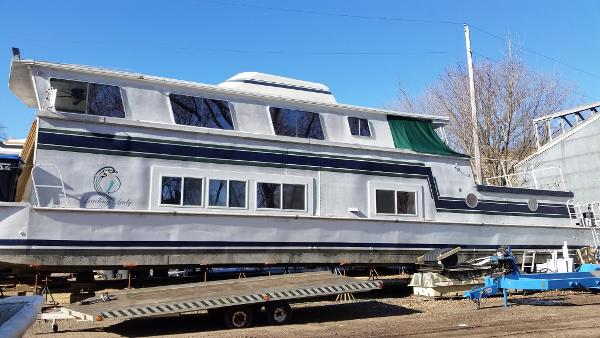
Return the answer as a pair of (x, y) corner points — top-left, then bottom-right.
(387, 115), (465, 157)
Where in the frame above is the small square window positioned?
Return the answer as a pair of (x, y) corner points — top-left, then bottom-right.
(397, 191), (416, 215)
(257, 183), (281, 209)
(209, 179), (228, 207)
(229, 180), (247, 208)
(183, 177), (203, 206)
(161, 176), (182, 205)
(348, 117), (371, 137)
(283, 184), (305, 210)
(375, 190), (395, 214)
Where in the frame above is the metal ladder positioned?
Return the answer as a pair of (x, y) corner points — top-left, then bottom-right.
(569, 200), (600, 254)
(521, 250), (536, 273)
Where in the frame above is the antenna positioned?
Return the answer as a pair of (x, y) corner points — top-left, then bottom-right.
(464, 24), (482, 184)
(11, 47), (21, 60)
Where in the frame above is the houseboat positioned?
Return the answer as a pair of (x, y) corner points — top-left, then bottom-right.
(0, 53), (590, 271)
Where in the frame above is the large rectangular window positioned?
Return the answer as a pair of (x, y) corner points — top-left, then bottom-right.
(269, 107), (324, 140)
(208, 179), (247, 208)
(257, 182), (305, 211)
(375, 189), (416, 215)
(348, 117), (371, 137)
(160, 176), (203, 206)
(50, 78), (125, 118)
(169, 93), (234, 130)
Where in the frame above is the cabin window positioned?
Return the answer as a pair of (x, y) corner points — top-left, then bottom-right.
(169, 93), (234, 130)
(269, 107), (324, 140)
(375, 189), (416, 215)
(161, 176), (182, 205)
(257, 183), (281, 209)
(208, 179), (247, 208)
(229, 180), (247, 208)
(50, 78), (125, 118)
(257, 182), (306, 210)
(348, 117), (371, 137)
(161, 176), (203, 206)
(183, 177), (203, 206)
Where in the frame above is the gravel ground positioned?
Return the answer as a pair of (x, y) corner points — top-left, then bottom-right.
(24, 289), (600, 337)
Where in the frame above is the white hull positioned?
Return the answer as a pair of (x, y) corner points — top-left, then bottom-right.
(0, 204), (590, 269)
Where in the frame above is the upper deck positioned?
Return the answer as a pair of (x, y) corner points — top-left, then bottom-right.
(8, 58), (457, 159)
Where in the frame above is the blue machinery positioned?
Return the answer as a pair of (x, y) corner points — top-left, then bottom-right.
(464, 247), (600, 308)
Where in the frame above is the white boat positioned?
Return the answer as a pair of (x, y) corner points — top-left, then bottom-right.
(0, 53), (590, 271)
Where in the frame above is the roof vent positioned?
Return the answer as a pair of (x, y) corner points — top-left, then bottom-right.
(218, 72), (336, 104)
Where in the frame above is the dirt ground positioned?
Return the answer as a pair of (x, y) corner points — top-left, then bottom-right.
(24, 289), (600, 338)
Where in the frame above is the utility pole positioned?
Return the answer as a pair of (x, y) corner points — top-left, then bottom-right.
(464, 24), (482, 184)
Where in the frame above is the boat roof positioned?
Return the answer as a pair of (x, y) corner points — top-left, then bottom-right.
(9, 59), (449, 125)
(0, 139), (24, 156)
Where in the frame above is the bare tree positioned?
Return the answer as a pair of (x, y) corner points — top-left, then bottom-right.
(389, 49), (576, 184)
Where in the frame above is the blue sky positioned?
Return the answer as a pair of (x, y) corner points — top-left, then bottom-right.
(1, 0), (599, 138)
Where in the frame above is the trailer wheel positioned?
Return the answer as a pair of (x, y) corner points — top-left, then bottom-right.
(224, 306), (253, 329)
(52, 323), (58, 333)
(266, 302), (292, 325)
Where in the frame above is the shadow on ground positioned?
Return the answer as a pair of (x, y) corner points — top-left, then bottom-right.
(53, 300), (419, 337)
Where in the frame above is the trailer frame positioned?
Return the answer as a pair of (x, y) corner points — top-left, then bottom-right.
(38, 271), (383, 332)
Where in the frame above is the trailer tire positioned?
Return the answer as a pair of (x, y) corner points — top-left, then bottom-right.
(266, 302), (292, 325)
(224, 306), (253, 329)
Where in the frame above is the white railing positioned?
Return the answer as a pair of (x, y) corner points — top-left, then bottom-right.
(30, 164), (68, 208)
(484, 165), (567, 191)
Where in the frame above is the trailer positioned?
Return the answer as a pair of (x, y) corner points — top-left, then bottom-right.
(464, 247), (600, 308)
(39, 271), (383, 332)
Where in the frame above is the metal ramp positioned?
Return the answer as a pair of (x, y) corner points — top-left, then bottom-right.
(416, 247), (462, 269)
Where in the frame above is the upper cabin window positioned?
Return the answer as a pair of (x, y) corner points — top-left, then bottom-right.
(269, 107), (325, 140)
(375, 189), (416, 215)
(348, 117), (371, 137)
(169, 93), (234, 130)
(50, 78), (125, 118)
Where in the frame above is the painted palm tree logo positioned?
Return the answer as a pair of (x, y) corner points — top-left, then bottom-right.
(93, 166), (121, 197)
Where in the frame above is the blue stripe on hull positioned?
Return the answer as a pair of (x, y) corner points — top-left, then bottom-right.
(36, 130), (570, 217)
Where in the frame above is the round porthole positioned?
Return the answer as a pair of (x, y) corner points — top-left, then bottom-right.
(466, 193), (478, 208)
(528, 198), (539, 212)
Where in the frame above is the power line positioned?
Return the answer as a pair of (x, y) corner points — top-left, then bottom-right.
(208, 1), (599, 81)
(207, 0), (463, 25)
(469, 25), (600, 79)
(472, 51), (596, 101)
